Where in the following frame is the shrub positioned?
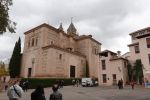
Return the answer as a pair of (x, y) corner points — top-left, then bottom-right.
(21, 78), (81, 89)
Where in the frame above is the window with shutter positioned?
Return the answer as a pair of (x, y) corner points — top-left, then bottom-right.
(146, 38), (150, 48)
(101, 60), (106, 70)
(134, 45), (140, 53)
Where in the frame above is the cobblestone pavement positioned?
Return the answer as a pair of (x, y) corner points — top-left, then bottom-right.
(0, 85), (150, 100)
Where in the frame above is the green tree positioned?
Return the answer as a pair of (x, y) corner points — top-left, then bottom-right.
(0, 62), (8, 76)
(127, 62), (133, 82)
(134, 59), (143, 84)
(9, 37), (21, 78)
(0, 0), (16, 34)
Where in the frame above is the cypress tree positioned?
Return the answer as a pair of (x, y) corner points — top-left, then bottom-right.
(134, 59), (143, 84)
(127, 62), (133, 82)
(9, 37), (21, 78)
(15, 37), (21, 77)
(9, 42), (17, 78)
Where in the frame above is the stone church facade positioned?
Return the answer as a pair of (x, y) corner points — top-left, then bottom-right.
(21, 22), (101, 78)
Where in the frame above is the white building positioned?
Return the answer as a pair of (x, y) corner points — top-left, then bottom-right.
(127, 27), (150, 81)
(98, 50), (128, 86)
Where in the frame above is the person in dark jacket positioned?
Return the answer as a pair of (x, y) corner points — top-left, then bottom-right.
(49, 84), (62, 100)
(118, 80), (122, 89)
(120, 79), (123, 89)
(31, 84), (46, 100)
(60, 80), (64, 88)
(24, 80), (29, 92)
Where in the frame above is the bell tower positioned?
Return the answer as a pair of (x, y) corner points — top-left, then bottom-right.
(67, 18), (78, 37)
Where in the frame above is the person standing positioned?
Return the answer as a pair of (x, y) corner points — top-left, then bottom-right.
(7, 80), (23, 100)
(24, 80), (29, 92)
(60, 80), (64, 88)
(76, 79), (79, 87)
(118, 80), (121, 89)
(130, 81), (135, 90)
(31, 84), (46, 100)
(72, 80), (75, 86)
(5, 84), (8, 91)
(49, 84), (62, 100)
(120, 79), (123, 89)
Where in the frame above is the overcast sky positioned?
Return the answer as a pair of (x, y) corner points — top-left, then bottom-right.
(0, 0), (150, 61)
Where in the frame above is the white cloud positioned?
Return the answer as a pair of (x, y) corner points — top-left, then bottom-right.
(1, 0), (150, 60)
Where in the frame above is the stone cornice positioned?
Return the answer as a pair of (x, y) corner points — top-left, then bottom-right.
(109, 57), (128, 61)
(129, 27), (150, 35)
(42, 45), (86, 58)
(128, 42), (139, 47)
(24, 23), (59, 35)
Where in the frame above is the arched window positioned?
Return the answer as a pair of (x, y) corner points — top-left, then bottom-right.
(36, 38), (38, 46)
(32, 38), (34, 46)
(92, 46), (97, 54)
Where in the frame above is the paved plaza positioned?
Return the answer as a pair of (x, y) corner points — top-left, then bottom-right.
(0, 85), (150, 100)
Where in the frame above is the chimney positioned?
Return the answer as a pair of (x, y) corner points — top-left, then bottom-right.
(117, 51), (121, 57)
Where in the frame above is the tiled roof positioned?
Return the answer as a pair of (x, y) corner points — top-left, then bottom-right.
(99, 50), (117, 55)
(74, 35), (101, 45)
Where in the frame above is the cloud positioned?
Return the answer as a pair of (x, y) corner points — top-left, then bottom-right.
(0, 0), (150, 60)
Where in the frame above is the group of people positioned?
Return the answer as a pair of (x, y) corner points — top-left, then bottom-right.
(20, 80), (29, 92)
(7, 80), (62, 100)
(118, 79), (136, 90)
(6, 78), (138, 100)
(56, 80), (64, 88)
(31, 84), (62, 100)
(72, 79), (79, 87)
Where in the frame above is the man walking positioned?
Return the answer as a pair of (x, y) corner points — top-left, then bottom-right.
(7, 80), (23, 100)
(49, 84), (62, 100)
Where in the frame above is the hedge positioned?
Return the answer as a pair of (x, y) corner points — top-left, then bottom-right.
(21, 78), (81, 89)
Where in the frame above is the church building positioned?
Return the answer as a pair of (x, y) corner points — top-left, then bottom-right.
(21, 22), (101, 78)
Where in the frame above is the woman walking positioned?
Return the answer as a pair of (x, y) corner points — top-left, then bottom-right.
(31, 84), (46, 100)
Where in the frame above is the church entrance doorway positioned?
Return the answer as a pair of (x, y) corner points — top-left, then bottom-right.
(28, 68), (32, 77)
(70, 66), (76, 78)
